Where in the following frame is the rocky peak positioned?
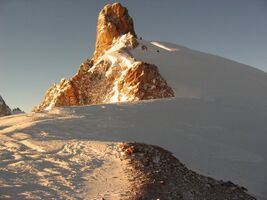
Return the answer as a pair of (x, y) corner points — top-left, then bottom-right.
(33, 3), (174, 112)
(0, 95), (11, 117)
(93, 2), (137, 62)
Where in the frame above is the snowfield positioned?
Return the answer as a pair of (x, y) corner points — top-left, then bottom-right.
(0, 113), (132, 199)
(0, 98), (266, 199)
(1, 40), (267, 199)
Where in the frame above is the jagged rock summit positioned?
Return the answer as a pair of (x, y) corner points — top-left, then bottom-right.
(0, 95), (11, 116)
(33, 3), (174, 112)
(93, 2), (137, 62)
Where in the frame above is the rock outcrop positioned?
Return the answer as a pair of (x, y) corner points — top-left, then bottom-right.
(0, 95), (11, 117)
(118, 143), (256, 200)
(93, 3), (137, 62)
(33, 3), (174, 112)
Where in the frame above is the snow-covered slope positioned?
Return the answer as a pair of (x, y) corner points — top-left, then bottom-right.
(4, 34), (267, 199)
(3, 2), (267, 199)
(131, 39), (267, 109)
(0, 3), (267, 199)
(0, 101), (266, 199)
(28, 36), (267, 199)
(2, 39), (267, 198)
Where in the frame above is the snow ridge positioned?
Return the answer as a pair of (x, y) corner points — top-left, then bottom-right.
(151, 41), (179, 51)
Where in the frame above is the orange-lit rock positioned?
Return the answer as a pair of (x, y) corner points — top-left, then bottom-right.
(118, 62), (174, 101)
(93, 2), (136, 62)
(33, 59), (174, 112)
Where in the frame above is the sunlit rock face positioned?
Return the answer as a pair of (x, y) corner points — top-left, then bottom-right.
(33, 3), (174, 112)
(119, 62), (174, 101)
(93, 2), (137, 62)
(0, 96), (11, 117)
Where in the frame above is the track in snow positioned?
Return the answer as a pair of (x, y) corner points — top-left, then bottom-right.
(0, 115), (132, 199)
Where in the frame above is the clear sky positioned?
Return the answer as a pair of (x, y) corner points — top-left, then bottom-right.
(0, 0), (266, 112)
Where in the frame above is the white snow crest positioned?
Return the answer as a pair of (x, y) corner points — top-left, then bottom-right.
(151, 42), (179, 52)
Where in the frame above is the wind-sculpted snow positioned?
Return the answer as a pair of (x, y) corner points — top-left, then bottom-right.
(0, 106), (259, 199)
(1, 98), (267, 199)
(0, 116), (133, 199)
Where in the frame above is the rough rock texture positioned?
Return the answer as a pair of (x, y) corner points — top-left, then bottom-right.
(118, 62), (174, 100)
(118, 143), (256, 200)
(33, 3), (174, 112)
(0, 96), (11, 117)
(93, 2), (136, 62)
(33, 58), (174, 112)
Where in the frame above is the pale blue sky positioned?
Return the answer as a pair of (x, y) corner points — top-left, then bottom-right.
(0, 0), (266, 111)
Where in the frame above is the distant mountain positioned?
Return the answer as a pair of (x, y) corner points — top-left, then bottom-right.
(0, 96), (24, 117)
(12, 107), (24, 114)
(0, 95), (11, 116)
